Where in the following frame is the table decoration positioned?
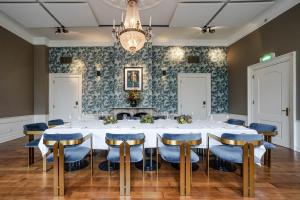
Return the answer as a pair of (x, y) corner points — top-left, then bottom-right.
(103, 115), (118, 125)
(177, 115), (192, 124)
(127, 89), (142, 107)
(140, 114), (154, 124)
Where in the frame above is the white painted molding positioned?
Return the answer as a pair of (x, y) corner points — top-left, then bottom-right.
(47, 40), (114, 47)
(226, 0), (300, 46)
(0, 12), (34, 44)
(32, 37), (49, 45)
(0, 115), (34, 144)
(34, 114), (49, 123)
(152, 39), (228, 47)
(295, 120), (300, 152)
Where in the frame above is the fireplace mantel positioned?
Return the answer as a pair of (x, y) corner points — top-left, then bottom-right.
(110, 107), (156, 116)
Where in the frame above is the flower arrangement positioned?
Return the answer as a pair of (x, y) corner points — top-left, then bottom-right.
(103, 115), (118, 125)
(177, 115), (192, 124)
(140, 114), (154, 124)
(127, 90), (142, 107)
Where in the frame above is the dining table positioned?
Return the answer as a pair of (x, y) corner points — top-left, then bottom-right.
(38, 119), (266, 164)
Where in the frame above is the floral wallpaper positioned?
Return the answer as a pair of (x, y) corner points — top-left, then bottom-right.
(49, 45), (228, 114)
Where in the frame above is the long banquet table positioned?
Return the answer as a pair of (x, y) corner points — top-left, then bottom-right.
(38, 119), (265, 162)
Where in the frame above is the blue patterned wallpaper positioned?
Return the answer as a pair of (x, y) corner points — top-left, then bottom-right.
(49, 45), (228, 114)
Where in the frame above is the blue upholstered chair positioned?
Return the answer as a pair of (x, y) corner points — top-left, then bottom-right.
(157, 133), (202, 196)
(207, 133), (263, 197)
(23, 123), (48, 167)
(43, 133), (93, 196)
(105, 133), (145, 196)
(249, 123), (277, 167)
(48, 119), (64, 128)
(226, 119), (245, 126)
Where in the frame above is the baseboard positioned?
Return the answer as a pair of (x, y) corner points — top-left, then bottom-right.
(0, 115), (34, 144)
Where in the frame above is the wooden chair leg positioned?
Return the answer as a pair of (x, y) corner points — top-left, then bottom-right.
(119, 143), (125, 196)
(53, 143), (59, 196)
(242, 144), (249, 197)
(125, 143), (131, 196)
(58, 143), (65, 196)
(249, 144), (255, 197)
(180, 144), (186, 196)
(185, 144), (191, 196)
(43, 155), (47, 172)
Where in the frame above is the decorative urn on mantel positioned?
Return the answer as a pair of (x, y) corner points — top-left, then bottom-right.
(127, 90), (142, 107)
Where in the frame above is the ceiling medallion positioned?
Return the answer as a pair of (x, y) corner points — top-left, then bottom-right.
(112, 0), (152, 53)
(104, 0), (161, 10)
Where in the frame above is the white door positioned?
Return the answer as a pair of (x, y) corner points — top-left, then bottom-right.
(178, 73), (211, 120)
(49, 74), (82, 122)
(251, 61), (290, 147)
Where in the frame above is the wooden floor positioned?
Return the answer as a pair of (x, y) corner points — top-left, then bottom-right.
(0, 137), (300, 200)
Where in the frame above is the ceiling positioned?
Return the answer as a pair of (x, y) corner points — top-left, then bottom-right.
(0, 0), (292, 46)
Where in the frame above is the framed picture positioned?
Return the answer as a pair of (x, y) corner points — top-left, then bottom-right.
(124, 67), (143, 91)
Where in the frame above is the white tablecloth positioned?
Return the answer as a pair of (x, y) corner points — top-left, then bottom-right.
(38, 119), (265, 162)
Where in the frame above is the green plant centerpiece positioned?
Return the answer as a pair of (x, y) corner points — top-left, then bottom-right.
(140, 114), (154, 124)
(177, 115), (192, 124)
(103, 115), (118, 125)
(127, 90), (142, 107)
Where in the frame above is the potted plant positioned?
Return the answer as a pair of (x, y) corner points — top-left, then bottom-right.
(127, 90), (142, 107)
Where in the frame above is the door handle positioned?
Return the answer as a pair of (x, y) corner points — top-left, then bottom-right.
(281, 108), (288, 116)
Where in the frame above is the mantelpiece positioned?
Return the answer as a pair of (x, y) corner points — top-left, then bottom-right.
(111, 107), (156, 116)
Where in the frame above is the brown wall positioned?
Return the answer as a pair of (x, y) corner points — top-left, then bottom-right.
(0, 26), (34, 118)
(228, 3), (300, 119)
(34, 45), (49, 115)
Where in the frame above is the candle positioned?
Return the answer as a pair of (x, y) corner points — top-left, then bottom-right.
(113, 19), (115, 29)
(149, 16), (152, 26)
(121, 12), (124, 22)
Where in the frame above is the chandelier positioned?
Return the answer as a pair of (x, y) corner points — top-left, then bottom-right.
(112, 0), (152, 53)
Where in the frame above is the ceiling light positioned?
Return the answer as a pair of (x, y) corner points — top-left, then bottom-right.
(201, 26), (215, 34)
(55, 26), (69, 34)
(112, 0), (152, 53)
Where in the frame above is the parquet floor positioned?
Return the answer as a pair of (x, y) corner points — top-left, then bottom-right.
(0, 137), (299, 200)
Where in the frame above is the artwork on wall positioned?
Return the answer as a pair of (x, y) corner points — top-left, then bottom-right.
(124, 67), (143, 91)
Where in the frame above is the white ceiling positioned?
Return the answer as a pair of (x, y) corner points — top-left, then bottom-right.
(0, 0), (294, 46)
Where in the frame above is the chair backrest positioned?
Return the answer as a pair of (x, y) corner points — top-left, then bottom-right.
(221, 133), (263, 146)
(116, 112), (131, 120)
(43, 133), (84, 146)
(48, 119), (64, 126)
(105, 133), (145, 146)
(249, 123), (277, 132)
(226, 119), (245, 126)
(23, 123), (48, 132)
(133, 112), (148, 118)
(161, 133), (202, 146)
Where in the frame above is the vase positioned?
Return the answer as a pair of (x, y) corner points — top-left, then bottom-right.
(130, 100), (137, 107)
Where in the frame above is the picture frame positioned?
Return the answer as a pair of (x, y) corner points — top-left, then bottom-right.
(124, 67), (143, 91)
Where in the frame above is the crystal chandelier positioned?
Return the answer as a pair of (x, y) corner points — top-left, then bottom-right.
(112, 0), (152, 53)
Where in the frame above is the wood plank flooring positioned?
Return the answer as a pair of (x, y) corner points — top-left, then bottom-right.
(0, 137), (300, 200)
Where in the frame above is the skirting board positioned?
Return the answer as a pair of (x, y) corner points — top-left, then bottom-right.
(0, 114), (49, 144)
(0, 115), (34, 144)
(295, 120), (300, 152)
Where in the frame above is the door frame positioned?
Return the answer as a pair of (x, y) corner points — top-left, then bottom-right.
(49, 73), (82, 120)
(247, 52), (296, 149)
(177, 73), (211, 117)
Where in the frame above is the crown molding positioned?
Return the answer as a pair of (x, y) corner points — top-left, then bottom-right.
(47, 40), (114, 47)
(0, 12), (35, 44)
(226, 0), (300, 46)
(152, 39), (227, 47)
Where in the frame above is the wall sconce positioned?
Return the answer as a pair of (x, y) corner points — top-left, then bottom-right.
(208, 48), (226, 64)
(162, 70), (167, 76)
(169, 47), (185, 62)
(96, 64), (102, 79)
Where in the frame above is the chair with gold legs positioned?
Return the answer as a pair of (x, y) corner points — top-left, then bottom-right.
(156, 133), (202, 196)
(249, 123), (277, 167)
(48, 119), (64, 128)
(24, 123), (48, 169)
(207, 133), (263, 197)
(105, 133), (145, 196)
(43, 133), (93, 196)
